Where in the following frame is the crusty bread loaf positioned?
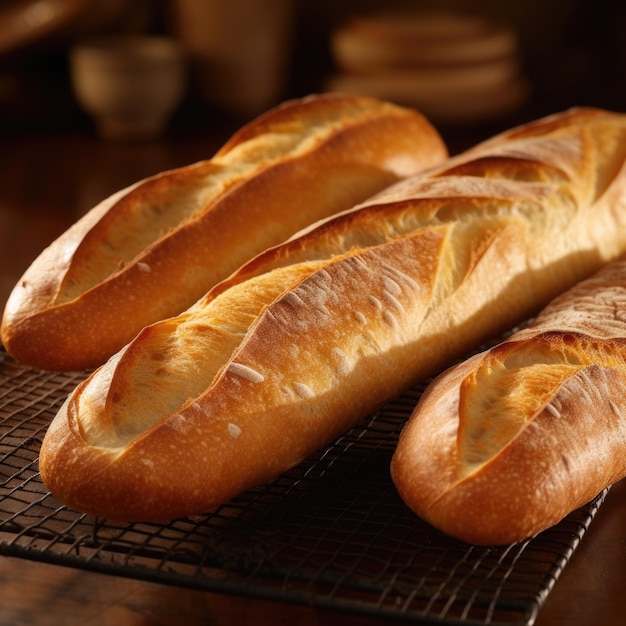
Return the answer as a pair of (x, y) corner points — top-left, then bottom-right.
(0, 93), (446, 372)
(39, 107), (626, 522)
(391, 253), (626, 545)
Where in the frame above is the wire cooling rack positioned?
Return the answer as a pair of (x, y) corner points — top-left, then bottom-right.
(0, 348), (605, 626)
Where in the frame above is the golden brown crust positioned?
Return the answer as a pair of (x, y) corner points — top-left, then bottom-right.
(40, 106), (626, 523)
(1, 93), (446, 371)
(41, 232), (449, 520)
(391, 255), (626, 545)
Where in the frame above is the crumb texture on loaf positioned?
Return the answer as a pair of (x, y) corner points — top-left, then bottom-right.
(391, 254), (626, 545)
(39, 107), (626, 523)
(1, 93), (447, 371)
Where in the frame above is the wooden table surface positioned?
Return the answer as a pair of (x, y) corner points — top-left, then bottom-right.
(2, 126), (626, 626)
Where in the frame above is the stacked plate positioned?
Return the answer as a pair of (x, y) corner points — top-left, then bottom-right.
(326, 11), (529, 125)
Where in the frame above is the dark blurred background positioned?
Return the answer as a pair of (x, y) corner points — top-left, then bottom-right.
(0, 0), (624, 146)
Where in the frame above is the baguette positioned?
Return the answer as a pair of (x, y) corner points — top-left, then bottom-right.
(0, 93), (446, 372)
(39, 107), (626, 522)
(391, 254), (626, 545)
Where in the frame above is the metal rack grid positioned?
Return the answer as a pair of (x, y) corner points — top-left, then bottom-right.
(0, 349), (604, 625)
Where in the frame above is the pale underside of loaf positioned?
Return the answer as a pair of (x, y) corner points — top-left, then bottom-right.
(1, 93), (446, 371)
(391, 254), (626, 546)
(40, 107), (626, 523)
